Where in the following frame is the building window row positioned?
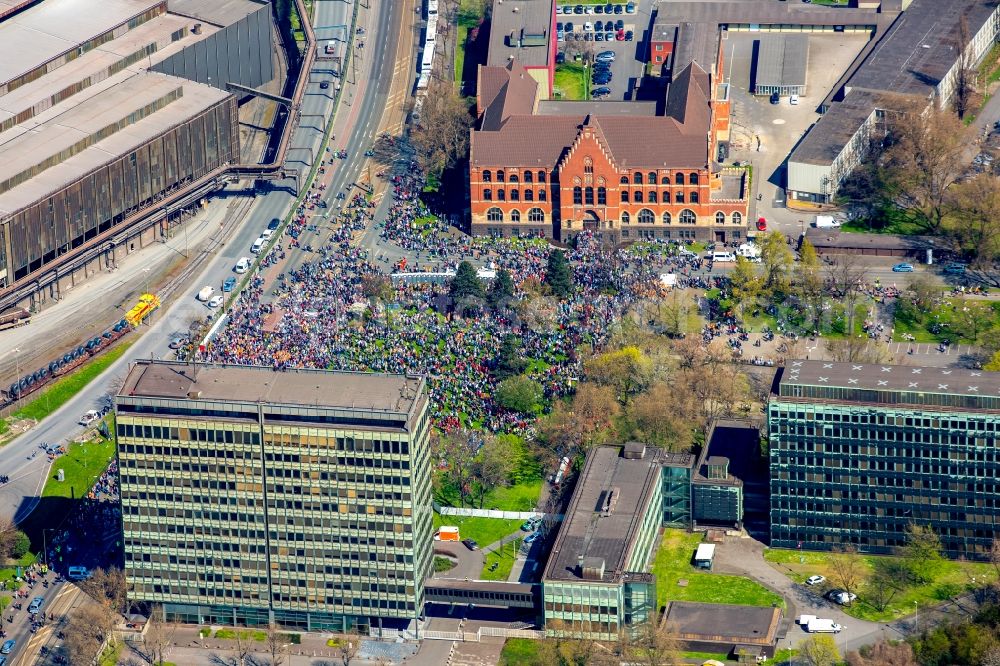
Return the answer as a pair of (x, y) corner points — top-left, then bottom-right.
(482, 188), (546, 202)
(572, 186), (607, 205)
(486, 207), (546, 223)
(619, 209), (698, 224)
(481, 169), (546, 184)
(621, 190), (699, 204)
(621, 172), (700, 186)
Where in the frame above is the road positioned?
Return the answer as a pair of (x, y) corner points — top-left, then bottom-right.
(0, 0), (389, 523)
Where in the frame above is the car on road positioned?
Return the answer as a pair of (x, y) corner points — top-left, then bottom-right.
(805, 575), (826, 586)
(79, 410), (100, 426)
(0, 640), (13, 655)
(826, 589), (857, 605)
(943, 262), (967, 275)
(892, 262), (915, 272)
(168, 334), (189, 350)
(319, 81), (330, 90)
(524, 530), (542, 544)
(207, 295), (224, 308)
(223, 277), (237, 292)
(28, 596), (44, 613)
(462, 539), (479, 551)
(197, 285), (215, 301)
(234, 257), (251, 274)
(0, 655), (8, 665)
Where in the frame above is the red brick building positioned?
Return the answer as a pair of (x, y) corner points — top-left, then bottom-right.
(469, 61), (748, 243)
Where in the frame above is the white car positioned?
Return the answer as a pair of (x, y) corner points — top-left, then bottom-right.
(234, 257), (251, 274)
(826, 589), (857, 605)
(805, 575), (826, 586)
(678, 247), (697, 258)
(197, 286), (215, 302)
(789, 94), (799, 105)
(78, 410), (100, 426)
(207, 295), (224, 308)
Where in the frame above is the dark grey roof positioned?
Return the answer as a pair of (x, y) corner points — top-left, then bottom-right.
(664, 601), (782, 645)
(846, 0), (1000, 98)
(775, 360), (1000, 401)
(787, 90), (884, 167)
(754, 34), (808, 88)
(488, 0), (555, 68)
(543, 446), (664, 583)
(804, 228), (937, 251)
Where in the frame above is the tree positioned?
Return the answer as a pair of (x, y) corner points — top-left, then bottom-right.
(953, 14), (979, 120)
(953, 301), (996, 343)
(900, 523), (945, 584)
(487, 268), (516, 311)
(846, 639), (918, 666)
(493, 334), (527, 380)
(795, 238), (825, 330)
(630, 614), (682, 666)
(10, 531), (29, 559)
(450, 260), (485, 301)
(337, 632), (360, 666)
(826, 337), (892, 364)
(79, 567), (129, 616)
(628, 383), (696, 451)
(472, 435), (518, 508)
(544, 249), (574, 299)
(410, 79), (472, 174)
(585, 346), (653, 404)
(728, 256), (762, 320)
(829, 545), (865, 604)
(495, 375), (544, 415)
(651, 288), (692, 338)
(229, 628), (255, 666)
(881, 104), (969, 234)
(798, 634), (841, 666)
(361, 274), (395, 324)
(946, 174), (1000, 272)
(64, 604), (115, 666)
(433, 430), (478, 506)
(265, 624), (292, 666)
(138, 607), (175, 666)
(0, 518), (20, 560)
(866, 557), (909, 612)
(758, 230), (794, 294)
(540, 383), (620, 456)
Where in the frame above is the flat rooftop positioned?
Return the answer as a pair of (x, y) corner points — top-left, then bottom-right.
(488, 0), (553, 68)
(543, 445), (663, 584)
(0, 0), (35, 19)
(803, 228), (936, 251)
(755, 34), (808, 88)
(165, 0), (264, 26)
(536, 100), (658, 116)
(0, 71), (229, 216)
(664, 601), (781, 646)
(846, 0), (999, 98)
(775, 360), (1000, 402)
(119, 360), (426, 418)
(0, 0), (164, 87)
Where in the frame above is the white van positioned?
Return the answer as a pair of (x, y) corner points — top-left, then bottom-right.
(709, 251), (737, 263)
(251, 237), (265, 254)
(234, 257), (251, 274)
(813, 215), (841, 229)
(260, 229), (274, 240)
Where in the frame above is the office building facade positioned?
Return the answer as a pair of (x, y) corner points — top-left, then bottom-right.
(115, 361), (433, 632)
(769, 360), (1000, 559)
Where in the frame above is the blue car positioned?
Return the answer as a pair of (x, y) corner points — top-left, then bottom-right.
(223, 277), (237, 292)
(524, 530), (542, 544)
(892, 263), (914, 272)
(1, 640), (14, 655)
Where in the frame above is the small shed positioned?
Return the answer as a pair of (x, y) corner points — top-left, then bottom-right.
(753, 35), (809, 96)
(693, 543), (716, 570)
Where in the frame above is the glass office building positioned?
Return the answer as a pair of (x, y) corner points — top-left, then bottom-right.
(115, 361), (433, 632)
(769, 360), (1000, 559)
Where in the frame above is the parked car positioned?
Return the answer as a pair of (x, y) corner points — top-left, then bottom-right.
(521, 517), (541, 531)
(593, 73), (612, 85)
(596, 50), (615, 61)
(614, 3), (624, 13)
(79, 410), (100, 426)
(574, 4), (584, 13)
(462, 539), (479, 551)
(943, 262), (967, 275)
(770, 92), (780, 104)
(565, 21), (574, 32)
(584, 4), (594, 13)
(625, 29), (633, 40)
(595, 4), (604, 13)
(594, 20), (604, 31)
(604, 3), (613, 12)
(524, 531), (542, 544)
(584, 21), (593, 31)
(234, 257), (251, 274)
(614, 18), (625, 29)
(626, 1), (636, 12)
(615, 29), (625, 40)
(208, 295), (224, 308)
(592, 86), (612, 97)
(0, 640), (13, 655)
(223, 277), (237, 292)
(826, 589), (857, 605)
(805, 575), (826, 586)
(892, 262), (915, 272)
(789, 93), (799, 105)
(595, 31), (604, 41)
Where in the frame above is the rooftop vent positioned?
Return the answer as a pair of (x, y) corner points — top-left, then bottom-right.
(187, 390), (202, 399)
(580, 556), (605, 581)
(601, 487), (620, 516)
(192, 23), (202, 35)
(623, 441), (646, 459)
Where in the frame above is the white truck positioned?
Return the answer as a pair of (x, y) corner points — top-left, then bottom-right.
(806, 618), (843, 633)
(812, 215), (842, 229)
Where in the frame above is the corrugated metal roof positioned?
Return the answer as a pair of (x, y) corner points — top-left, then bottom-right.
(754, 34), (808, 88)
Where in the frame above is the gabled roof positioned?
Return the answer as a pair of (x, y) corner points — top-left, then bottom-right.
(477, 61), (538, 131)
(665, 62), (711, 133)
(471, 114), (581, 166)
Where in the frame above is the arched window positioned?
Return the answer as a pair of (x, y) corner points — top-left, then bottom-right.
(497, 171), (505, 183)
(620, 175), (629, 185)
(597, 187), (607, 205)
(679, 209), (696, 224)
(716, 212), (726, 225)
(497, 189), (506, 201)
(525, 189), (534, 201)
(621, 191), (629, 203)
(585, 187), (594, 205)
(510, 209), (521, 222)
(538, 171), (546, 182)
(675, 172), (684, 185)
(584, 157), (594, 174)
(661, 175), (670, 184)
(638, 209), (655, 224)
(648, 191), (657, 203)
(528, 207), (545, 222)
(483, 188), (492, 201)
(510, 189), (520, 202)
(662, 212), (671, 224)
(539, 189), (547, 201)
(690, 191), (699, 204)
(732, 211), (742, 225)
(633, 172), (643, 184)
(573, 186), (583, 205)
(689, 172), (699, 185)
(509, 173), (519, 184)
(675, 192), (684, 203)
(647, 172), (657, 184)
(487, 207), (503, 222)
(524, 171), (533, 183)
(621, 211), (631, 224)
(483, 170), (492, 182)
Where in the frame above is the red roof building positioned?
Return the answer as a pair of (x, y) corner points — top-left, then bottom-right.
(468, 60), (748, 244)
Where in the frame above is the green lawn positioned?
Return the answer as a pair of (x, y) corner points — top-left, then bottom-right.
(435, 478), (542, 512)
(455, 0), (485, 84)
(893, 297), (1000, 343)
(215, 628), (267, 641)
(482, 546), (518, 581)
(44, 436), (116, 499)
(683, 651), (731, 661)
(434, 556), (456, 573)
(652, 530), (784, 609)
(433, 512), (521, 549)
(764, 548), (998, 622)
(499, 638), (546, 666)
(10, 341), (132, 424)
(554, 63), (588, 100)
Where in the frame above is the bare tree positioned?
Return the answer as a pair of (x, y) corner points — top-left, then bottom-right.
(410, 79), (472, 175)
(828, 546), (865, 604)
(846, 639), (918, 666)
(866, 558), (909, 612)
(230, 629), (255, 666)
(952, 14), (979, 120)
(80, 567), (129, 616)
(337, 632), (360, 666)
(631, 614), (682, 666)
(64, 604), (114, 666)
(139, 607), (175, 666)
(265, 624), (291, 666)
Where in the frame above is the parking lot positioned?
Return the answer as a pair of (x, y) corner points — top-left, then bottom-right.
(554, 0), (655, 101)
